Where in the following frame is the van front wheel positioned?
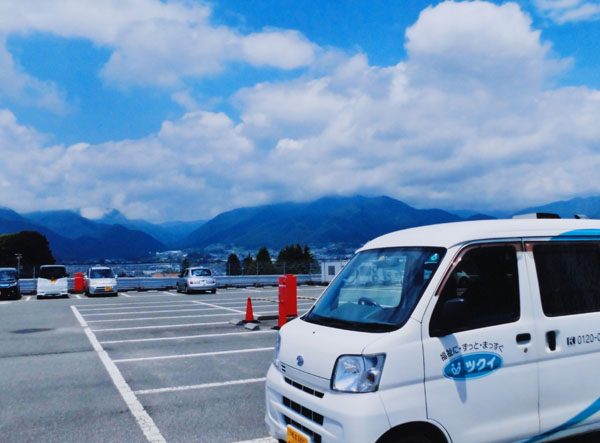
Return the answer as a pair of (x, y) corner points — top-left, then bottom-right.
(377, 424), (445, 443)
(379, 436), (432, 443)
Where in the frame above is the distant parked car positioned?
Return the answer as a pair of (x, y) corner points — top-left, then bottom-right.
(0, 267), (21, 300)
(85, 266), (118, 297)
(176, 267), (217, 294)
(37, 265), (69, 298)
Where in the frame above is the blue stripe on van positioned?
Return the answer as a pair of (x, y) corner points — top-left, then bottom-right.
(552, 229), (600, 241)
(523, 397), (600, 442)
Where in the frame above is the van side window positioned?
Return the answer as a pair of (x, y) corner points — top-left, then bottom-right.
(430, 244), (520, 335)
(532, 242), (600, 316)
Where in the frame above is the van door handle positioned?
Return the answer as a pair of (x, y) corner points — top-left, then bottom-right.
(547, 331), (557, 351)
(516, 333), (531, 344)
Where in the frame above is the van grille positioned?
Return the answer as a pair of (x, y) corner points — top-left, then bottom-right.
(284, 377), (325, 399)
(283, 415), (322, 443)
(283, 396), (324, 425)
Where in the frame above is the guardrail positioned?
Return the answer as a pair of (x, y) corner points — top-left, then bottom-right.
(17, 274), (323, 294)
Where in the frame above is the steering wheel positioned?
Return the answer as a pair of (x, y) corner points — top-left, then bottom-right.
(358, 297), (381, 308)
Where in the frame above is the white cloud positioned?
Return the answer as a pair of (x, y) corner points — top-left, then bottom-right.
(0, 37), (68, 113)
(239, 30), (316, 69)
(0, 0), (316, 90)
(2, 1), (600, 220)
(0, 108), (257, 220)
(405, 1), (569, 94)
(535, 0), (600, 23)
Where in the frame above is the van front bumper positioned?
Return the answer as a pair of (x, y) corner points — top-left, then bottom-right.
(89, 286), (118, 295)
(37, 290), (69, 296)
(265, 363), (391, 443)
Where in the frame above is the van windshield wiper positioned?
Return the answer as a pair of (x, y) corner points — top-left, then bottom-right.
(306, 316), (352, 329)
(305, 315), (396, 332)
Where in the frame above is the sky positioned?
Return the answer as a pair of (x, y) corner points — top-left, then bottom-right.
(1, 0), (600, 222)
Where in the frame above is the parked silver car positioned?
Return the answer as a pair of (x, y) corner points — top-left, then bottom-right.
(85, 266), (118, 297)
(176, 267), (216, 294)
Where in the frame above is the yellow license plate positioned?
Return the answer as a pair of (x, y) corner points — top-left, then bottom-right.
(287, 425), (309, 443)
(50, 280), (56, 283)
(105, 287), (113, 291)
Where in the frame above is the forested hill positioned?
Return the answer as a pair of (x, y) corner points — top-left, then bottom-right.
(182, 195), (463, 249)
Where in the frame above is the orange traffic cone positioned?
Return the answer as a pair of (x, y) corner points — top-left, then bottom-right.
(245, 297), (255, 322)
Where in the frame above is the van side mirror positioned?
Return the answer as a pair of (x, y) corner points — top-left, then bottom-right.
(432, 298), (471, 337)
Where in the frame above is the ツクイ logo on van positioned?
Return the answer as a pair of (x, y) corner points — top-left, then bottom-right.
(443, 352), (503, 380)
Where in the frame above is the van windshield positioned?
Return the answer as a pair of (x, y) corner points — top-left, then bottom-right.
(305, 247), (445, 332)
(90, 268), (115, 279)
(39, 266), (67, 280)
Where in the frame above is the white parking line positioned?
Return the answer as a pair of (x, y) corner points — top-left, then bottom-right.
(78, 303), (198, 312)
(113, 346), (274, 363)
(119, 292), (131, 297)
(191, 300), (245, 314)
(85, 311), (278, 323)
(188, 299), (275, 306)
(78, 300), (194, 309)
(134, 377), (266, 395)
(100, 329), (277, 344)
(233, 438), (277, 443)
(82, 307), (223, 316)
(25, 296), (33, 302)
(71, 306), (166, 443)
(91, 321), (230, 332)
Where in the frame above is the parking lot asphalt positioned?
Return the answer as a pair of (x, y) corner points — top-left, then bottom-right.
(0, 286), (323, 443)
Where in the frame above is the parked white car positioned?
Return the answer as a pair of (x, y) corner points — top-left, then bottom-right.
(176, 267), (216, 294)
(37, 265), (69, 298)
(85, 266), (118, 297)
(266, 217), (600, 443)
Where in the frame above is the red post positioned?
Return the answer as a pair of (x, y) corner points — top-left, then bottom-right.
(74, 272), (84, 293)
(278, 276), (287, 328)
(286, 274), (297, 317)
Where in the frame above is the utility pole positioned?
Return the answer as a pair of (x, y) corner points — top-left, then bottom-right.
(15, 253), (22, 276)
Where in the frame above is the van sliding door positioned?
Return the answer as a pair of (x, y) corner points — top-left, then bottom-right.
(526, 240), (600, 440)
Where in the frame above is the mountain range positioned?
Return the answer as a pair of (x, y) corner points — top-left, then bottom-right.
(2, 194), (600, 261)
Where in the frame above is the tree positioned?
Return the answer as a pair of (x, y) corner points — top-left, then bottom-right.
(256, 247), (275, 275)
(242, 254), (255, 275)
(0, 231), (55, 276)
(180, 257), (190, 272)
(226, 253), (242, 275)
(276, 243), (317, 274)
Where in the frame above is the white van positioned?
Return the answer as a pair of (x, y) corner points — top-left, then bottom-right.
(266, 218), (600, 443)
(37, 265), (69, 298)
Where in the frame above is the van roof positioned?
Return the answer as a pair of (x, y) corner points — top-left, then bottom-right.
(358, 219), (600, 251)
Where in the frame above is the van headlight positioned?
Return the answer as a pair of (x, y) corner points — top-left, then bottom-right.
(273, 333), (281, 365)
(331, 354), (386, 393)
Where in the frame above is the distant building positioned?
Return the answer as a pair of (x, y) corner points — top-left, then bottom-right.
(320, 260), (348, 283)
